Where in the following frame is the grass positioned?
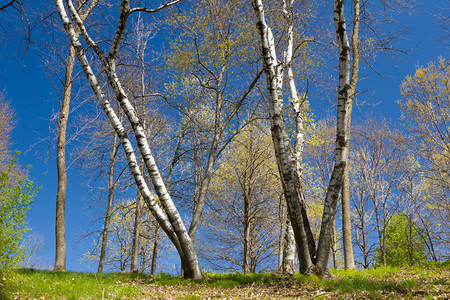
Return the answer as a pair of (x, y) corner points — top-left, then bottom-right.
(0, 265), (449, 299)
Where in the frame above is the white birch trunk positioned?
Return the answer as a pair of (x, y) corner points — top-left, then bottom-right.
(55, 0), (203, 280)
(281, 218), (296, 275)
(315, 0), (359, 276)
(251, 0), (313, 274)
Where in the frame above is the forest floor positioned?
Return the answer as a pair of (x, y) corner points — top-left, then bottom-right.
(1, 264), (449, 299)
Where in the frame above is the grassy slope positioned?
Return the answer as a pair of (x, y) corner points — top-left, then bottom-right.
(1, 265), (449, 299)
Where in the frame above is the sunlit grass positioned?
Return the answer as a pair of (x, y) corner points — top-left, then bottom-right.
(4, 269), (151, 299)
(1, 264), (448, 299)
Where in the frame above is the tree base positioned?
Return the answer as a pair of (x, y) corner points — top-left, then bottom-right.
(53, 266), (66, 272)
(303, 265), (333, 279)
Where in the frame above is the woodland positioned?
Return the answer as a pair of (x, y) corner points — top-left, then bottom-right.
(0, 0), (449, 296)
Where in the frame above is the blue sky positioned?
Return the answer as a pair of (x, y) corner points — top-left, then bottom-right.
(0, 0), (448, 272)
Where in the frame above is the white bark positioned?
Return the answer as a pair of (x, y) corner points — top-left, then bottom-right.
(251, 0), (313, 273)
(315, 0), (359, 276)
(55, 0), (203, 280)
(281, 218), (296, 275)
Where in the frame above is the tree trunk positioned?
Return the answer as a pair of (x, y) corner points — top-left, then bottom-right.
(55, 0), (203, 280)
(252, 0), (314, 274)
(243, 191), (251, 274)
(98, 133), (119, 273)
(54, 44), (76, 272)
(361, 213), (369, 268)
(314, 0), (360, 277)
(131, 191), (142, 272)
(54, 0), (99, 273)
(332, 219), (337, 269)
(150, 224), (160, 275)
(342, 168), (355, 269)
(277, 199), (286, 271)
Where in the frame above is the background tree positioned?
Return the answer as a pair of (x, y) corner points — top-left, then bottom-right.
(0, 155), (38, 271)
(350, 118), (406, 267)
(0, 93), (15, 166)
(0, 96), (39, 272)
(374, 213), (429, 267)
(83, 199), (169, 272)
(162, 0), (264, 247)
(399, 59), (450, 259)
(199, 122), (282, 273)
(50, 0), (99, 272)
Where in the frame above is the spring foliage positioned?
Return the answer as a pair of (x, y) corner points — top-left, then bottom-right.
(0, 152), (39, 270)
(375, 214), (428, 267)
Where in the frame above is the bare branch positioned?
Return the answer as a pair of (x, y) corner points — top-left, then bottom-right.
(130, 0), (183, 14)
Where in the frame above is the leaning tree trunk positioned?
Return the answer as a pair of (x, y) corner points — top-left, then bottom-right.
(54, 44), (75, 272)
(55, 0), (203, 280)
(98, 133), (119, 273)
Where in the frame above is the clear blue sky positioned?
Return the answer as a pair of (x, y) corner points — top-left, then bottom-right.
(0, 0), (448, 272)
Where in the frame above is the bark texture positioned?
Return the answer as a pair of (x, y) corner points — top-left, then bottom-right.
(252, 0), (359, 277)
(342, 168), (355, 269)
(314, 0), (359, 276)
(251, 0), (314, 274)
(54, 44), (75, 272)
(55, 0), (203, 280)
(281, 218), (296, 275)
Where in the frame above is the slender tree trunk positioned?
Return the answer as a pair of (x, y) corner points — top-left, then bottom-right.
(54, 0), (99, 273)
(277, 199), (286, 271)
(282, 0), (316, 263)
(361, 214), (369, 268)
(342, 168), (355, 269)
(140, 240), (146, 272)
(54, 44), (76, 272)
(150, 224), (160, 275)
(243, 192), (251, 274)
(131, 191), (142, 272)
(98, 133), (119, 273)
(332, 220), (337, 269)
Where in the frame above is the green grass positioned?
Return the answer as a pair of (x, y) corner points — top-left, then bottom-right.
(1, 265), (449, 299)
(2, 269), (152, 299)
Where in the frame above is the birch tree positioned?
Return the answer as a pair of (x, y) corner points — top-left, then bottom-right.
(251, 0), (360, 276)
(54, 0), (204, 280)
(251, 0), (318, 275)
